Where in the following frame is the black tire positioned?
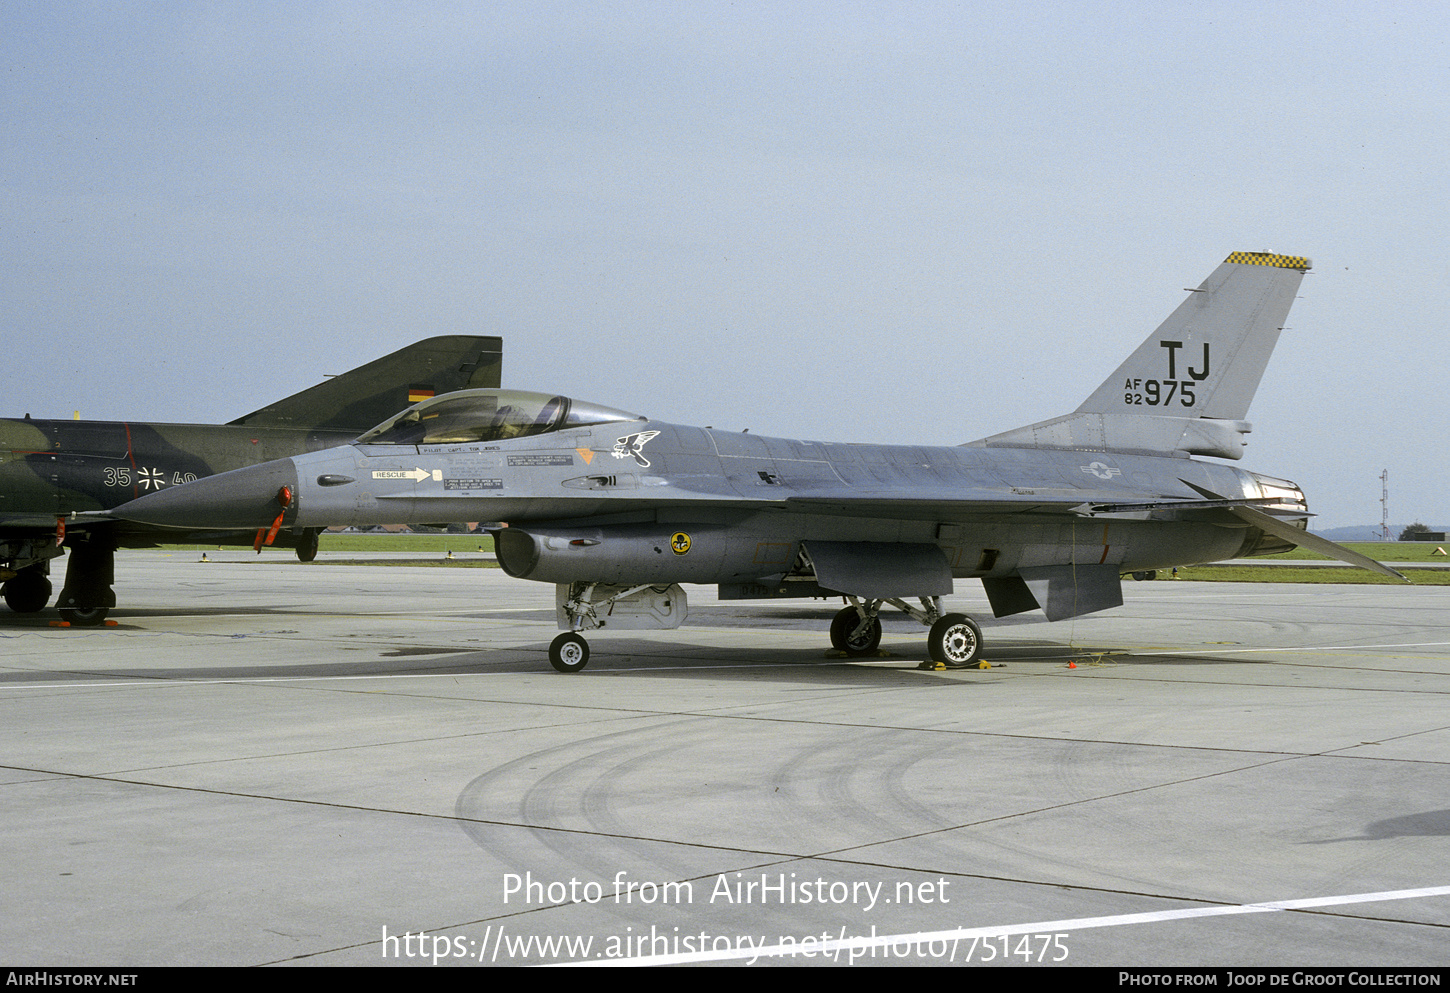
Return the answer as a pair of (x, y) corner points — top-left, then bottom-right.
(3, 572), (52, 613)
(549, 632), (590, 673)
(928, 614), (982, 668)
(58, 606), (109, 627)
(829, 606), (882, 656)
(296, 530), (321, 563)
(1131, 570), (1157, 581)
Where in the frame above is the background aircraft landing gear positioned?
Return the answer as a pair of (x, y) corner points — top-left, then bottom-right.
(2, 566), (52, 614)
(829, 605), (882, 656)
(549, 632), (589, 673)
(928, 614), (982, 668)
(296, 528), (321, 563)
(58, 605), (109, 626)
(56, 538), (116, 627)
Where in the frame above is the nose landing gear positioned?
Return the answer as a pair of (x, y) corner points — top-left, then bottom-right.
(549, 633), (590, 673)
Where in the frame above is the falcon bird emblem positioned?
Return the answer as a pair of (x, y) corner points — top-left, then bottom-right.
(611, 430), (660, 468)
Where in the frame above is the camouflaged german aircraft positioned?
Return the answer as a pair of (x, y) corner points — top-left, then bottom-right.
(1, 336), (502, 625)
(109, 254), (1405, 671)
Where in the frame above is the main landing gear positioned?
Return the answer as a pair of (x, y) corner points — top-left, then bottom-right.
(3, 537), (114, 627)
(2, 565), (52, 614)
(829, 603), (882, 655)
(55, 538), (116, 627)
(927, 613), (983, 668)
(829, 596), (984, 668)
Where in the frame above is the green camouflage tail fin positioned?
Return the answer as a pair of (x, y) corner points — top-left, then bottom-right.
(228, 335), (503, 434)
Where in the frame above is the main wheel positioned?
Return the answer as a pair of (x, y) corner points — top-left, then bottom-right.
(549, 632), (590, 673)
(928, 614), (982, 668)
(3, 571), (52, 613)
(829, 606), (882, 656)
(1131, 570), (1157, 581)
(58, 606), (109, 627)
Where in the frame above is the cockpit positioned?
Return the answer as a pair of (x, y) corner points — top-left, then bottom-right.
(355, 389), (646, 447)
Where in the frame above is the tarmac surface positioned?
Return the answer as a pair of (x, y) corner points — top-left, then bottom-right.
(2, 550), (1447, 967)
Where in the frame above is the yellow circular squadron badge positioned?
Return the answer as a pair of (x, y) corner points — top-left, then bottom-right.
(670, 532), (692, 555)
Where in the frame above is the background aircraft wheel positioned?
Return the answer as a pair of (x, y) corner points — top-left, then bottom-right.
(829, 607), (882, 656)
(549, 632), (590, 673)
(57, 606), (109, 627)
(296, 529), (321, 563)
(1131, 570), (1157, 581)
(929, 614), (982, 667)
(3, 571), (52, 613)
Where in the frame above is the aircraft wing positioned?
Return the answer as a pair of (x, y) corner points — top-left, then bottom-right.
(782, 487), (1298, 523)
(0, 512), (83, 531)
(784, 488), (1091, 521)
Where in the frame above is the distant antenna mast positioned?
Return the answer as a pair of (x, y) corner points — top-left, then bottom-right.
(1380, 469), (1390, 541)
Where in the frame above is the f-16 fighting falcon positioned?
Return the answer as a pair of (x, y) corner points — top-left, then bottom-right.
(2, 336), (501, 625)
(108, 253), (1404, 671)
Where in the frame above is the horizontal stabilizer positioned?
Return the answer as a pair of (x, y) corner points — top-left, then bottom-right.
(1180, 481), (1408, 581)
(1227, 506), (1409, 582)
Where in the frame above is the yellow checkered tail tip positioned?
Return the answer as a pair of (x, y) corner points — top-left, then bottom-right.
(1224, 251), (1312, 271)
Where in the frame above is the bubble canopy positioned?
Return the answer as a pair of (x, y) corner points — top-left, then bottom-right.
(355, 390), (645, 446)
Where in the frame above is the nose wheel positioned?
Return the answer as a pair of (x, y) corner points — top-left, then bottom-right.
(549, 632), (590, 673)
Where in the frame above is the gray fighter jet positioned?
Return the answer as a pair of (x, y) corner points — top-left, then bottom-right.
(109, 253), (1404, 671)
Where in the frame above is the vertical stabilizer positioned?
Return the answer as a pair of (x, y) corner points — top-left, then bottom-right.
(228, 335), (503, 434)
(971, 253), (1310, 460)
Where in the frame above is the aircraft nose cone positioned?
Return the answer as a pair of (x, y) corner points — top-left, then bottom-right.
(111, 459), (300, 529)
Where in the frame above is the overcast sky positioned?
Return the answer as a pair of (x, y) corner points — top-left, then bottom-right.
(3, 1), (1445, 530)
